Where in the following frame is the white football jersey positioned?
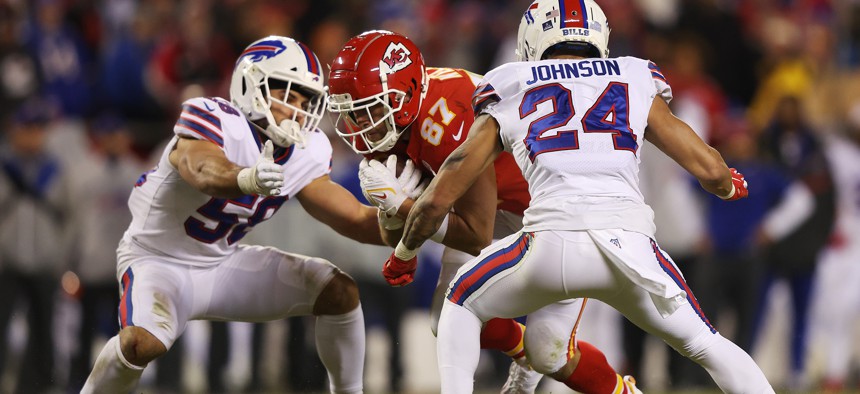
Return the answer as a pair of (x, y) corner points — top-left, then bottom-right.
(476, 57), (672, 236)
(123, 97), (332, 266)
(824, 134), (860, 250)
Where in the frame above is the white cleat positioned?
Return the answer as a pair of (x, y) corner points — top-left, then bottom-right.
(623, 375), (643, 394)
(501, 359), (543, 394)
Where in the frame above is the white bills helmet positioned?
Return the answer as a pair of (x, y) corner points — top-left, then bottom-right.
(516, 0), (611, 61)
(230, 36), (326, 147)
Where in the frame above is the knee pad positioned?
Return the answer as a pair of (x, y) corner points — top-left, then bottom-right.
(318, 271), (360, 314)
(674, 325), (721, 362)
(119, 327), (167, 365)
(523, 320), (571, 374)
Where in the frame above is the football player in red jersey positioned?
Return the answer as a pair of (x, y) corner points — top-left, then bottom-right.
(328, 30), (639, 394)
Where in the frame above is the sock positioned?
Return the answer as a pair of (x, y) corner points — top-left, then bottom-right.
(563, 340), (623, 393)
(80, 335), (145, 394)
(315, 305), (365, 394)
(480, 318), (526, 359)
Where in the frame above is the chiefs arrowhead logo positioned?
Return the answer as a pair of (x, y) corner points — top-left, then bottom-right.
(380, 42), (413, 74)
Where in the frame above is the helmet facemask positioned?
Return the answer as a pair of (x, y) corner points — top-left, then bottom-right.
(240, 62), (325, 147)
(329, 88), (406, 154)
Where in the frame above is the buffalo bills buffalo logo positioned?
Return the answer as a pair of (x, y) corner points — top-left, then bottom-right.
(237, 39), (288, 65)
(380, 42), (413, 74)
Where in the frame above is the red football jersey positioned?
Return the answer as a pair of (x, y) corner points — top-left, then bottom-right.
(405, 67), (530, 216)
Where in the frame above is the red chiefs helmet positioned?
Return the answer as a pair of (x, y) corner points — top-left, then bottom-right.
(328, 30), (428, 154)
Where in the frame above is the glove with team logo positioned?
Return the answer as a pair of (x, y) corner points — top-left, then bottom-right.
(383, 241), (418, 286)
(718, 168), (749, 201)
(237, 140), (284, 196)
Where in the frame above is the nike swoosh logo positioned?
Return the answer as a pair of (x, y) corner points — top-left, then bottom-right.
(204, 102), (215, 111)
(369, 192), (387, 200)
(452, 122), (464, 141)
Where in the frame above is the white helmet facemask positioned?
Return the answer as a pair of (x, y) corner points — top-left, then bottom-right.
(329, 89), (405, 154)
(516, 0), (611, 62)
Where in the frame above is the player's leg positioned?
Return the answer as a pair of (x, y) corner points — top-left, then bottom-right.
(813, 248), (860, 389)
(524, 299), (637, 393)
(433, 247), (527, 357)
(437, 299), (484, 394)
(433, 245), (538, 392)
(201, 245), (363, 394)
(439, 230), (639, 394)
(313, 269), (365, 394)
(82, 259), (192, 394)
(599, 232), (773, 394)
(440, 232), (561, 393)
(437, 233), (542, 393)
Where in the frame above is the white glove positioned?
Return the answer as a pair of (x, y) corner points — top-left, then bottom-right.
(384, 155), (427, 199)
(377, 208), (405, 230)
(359, 158), (406, 216)
(237, 140), (284, 196)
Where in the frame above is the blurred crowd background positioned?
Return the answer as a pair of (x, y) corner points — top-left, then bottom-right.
(1, 0), (859, 393)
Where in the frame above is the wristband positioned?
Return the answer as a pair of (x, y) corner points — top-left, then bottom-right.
(237, 167), (258, 195)
(394, 240), (418, 260)
(430, 213), (450, 243)
(718, 184), (736, 200)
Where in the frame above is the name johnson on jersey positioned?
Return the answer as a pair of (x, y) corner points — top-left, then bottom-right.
(525, 59), (620, 85)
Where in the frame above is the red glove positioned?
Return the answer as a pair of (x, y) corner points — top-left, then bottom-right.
(720, 168), (749, 201)
(383, 251), (418, 287)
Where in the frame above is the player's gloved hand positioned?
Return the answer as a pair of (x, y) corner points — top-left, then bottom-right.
(719, 168), (749, 201)
(237, 140), (284, 196)
(377, 208), (405, 230)
(359, 158), (407, 216)
(383, 241), (418, 286)
(383, 155), (426, 198)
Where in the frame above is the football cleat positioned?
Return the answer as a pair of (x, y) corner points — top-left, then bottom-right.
(501, 358), (543, 394)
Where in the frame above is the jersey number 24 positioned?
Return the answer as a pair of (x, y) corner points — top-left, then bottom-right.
(520, 82), (636, 162)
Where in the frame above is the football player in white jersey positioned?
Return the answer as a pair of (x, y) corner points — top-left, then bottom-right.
(814, 103), (860, 391)
(387, 1), (774, 393)
(80, 36), (417, 394)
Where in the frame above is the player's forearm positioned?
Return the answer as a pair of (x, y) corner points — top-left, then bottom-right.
(402, 195), (451, 250)
(395, 198), (414, 219)
(337, 205), (387, 245)
(380, 226), (403, 248)
(441, 213), (492, 255)
(178, 154), (245, 198)
(694, 147), (734, 197)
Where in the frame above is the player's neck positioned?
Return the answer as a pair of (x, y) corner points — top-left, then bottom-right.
(548, 55), (588, 60)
